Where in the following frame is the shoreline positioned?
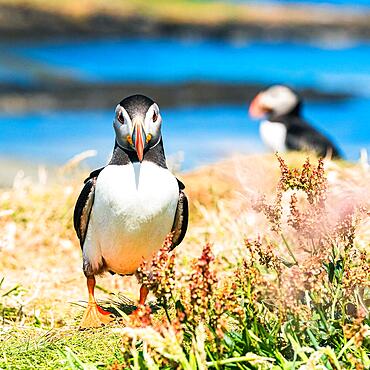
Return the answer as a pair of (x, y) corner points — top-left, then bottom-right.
(1, 3), (370, 42)
(0, 81), (352, 113)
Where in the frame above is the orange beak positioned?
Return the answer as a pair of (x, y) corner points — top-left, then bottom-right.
(249, 93), (269, 118)
(134, 122), (145, 162)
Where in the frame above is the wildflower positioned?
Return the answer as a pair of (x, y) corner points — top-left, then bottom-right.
(130, 304), (153, 328)
(343, 316), (370, 348)
(245, 238), (282, 273)
(252, 193), (283, 232)
(135, 234), (176, 302)
(186, 243), (217, 325)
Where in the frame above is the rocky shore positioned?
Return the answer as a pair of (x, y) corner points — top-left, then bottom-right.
(0, 81), (351, 113)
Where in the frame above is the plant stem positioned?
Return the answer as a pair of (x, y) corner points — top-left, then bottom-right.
(281, 233), (298, 265)
(331, 285), (341, 321)
(337, 336), (355, 360)
(206, 355), (274, 367)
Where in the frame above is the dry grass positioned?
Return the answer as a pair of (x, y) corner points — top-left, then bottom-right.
(0, 0), (368, 27)
(0, 152), (369, 368)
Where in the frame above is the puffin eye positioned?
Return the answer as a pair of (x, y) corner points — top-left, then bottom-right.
(152, 111), (158, 122)
(117, 112), (125, 124)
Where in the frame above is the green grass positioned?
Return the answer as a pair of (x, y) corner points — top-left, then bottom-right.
(1, 327), (124, 369)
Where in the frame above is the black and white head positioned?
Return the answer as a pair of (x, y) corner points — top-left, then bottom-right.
(113, 94), (162, 162)
(249, 85), (301, 119)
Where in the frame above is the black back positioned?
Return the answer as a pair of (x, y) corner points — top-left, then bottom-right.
(270, 112), (342, 158)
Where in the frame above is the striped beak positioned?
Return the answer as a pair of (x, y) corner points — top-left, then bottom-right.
(249, 93), (270, 118)
(132, 119), (146, 162)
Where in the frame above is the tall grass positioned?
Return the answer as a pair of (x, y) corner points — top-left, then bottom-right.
(106, 156), (370, 369)
(0, 153), (369, 369)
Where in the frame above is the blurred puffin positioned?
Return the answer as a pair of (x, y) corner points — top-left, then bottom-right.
(249, 85), (341, 158)
(74, 94), (188, 328)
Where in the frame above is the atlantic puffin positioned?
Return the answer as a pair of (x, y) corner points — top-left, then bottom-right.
(74, 94), (188, 328)
(249, 85), (341, 158)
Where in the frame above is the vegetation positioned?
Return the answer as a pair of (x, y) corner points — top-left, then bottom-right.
(0, 0), (366, 27)
(0, 153), (369, 369)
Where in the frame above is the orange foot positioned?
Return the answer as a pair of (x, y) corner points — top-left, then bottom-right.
(80, 302), (115, 329)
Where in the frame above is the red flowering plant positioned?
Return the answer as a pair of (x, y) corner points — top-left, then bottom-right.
(117, 155), (369, 369)
(246, 155), (370, 366)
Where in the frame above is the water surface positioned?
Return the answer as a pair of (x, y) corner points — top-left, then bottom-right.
(2, 39), (370, 96)
(0, 38), (369, 169)
(1, 99), (368, 170)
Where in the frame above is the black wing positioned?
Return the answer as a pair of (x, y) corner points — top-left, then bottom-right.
(286, 120), (341, 159)
(170, 178), (189, 250)
(73, 167), (105, 249)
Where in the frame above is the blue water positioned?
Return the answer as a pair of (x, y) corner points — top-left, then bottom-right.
(4, 39), (370, 96)
(1, 98), (368, 169)
(0, 38), (369, 168)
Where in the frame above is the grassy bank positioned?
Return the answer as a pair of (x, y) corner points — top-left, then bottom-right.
(0, 153), (369, 369)
(1, 0), (370, 41)
(0, 0), (367, 25)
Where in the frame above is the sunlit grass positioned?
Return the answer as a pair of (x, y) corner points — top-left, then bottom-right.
(0, 0), (363, 26)
(0, 152), (369, 368)
(1, 326), (124, 369)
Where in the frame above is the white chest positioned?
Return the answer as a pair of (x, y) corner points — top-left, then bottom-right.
(259, 120), (287, 152)
(88, 162), (179, 274)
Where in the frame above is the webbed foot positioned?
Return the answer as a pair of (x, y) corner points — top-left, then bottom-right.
(80, 302), (115, 329)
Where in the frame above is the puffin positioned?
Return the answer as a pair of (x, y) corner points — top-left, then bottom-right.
(249, 85), (341, 158)
(73, 94), (188, 328)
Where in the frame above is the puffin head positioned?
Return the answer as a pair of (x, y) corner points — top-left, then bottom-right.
(249, 85), (301, 119)
(113, 94), (162, 162)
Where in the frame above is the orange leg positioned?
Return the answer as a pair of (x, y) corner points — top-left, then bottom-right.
(139, 284), (149, 305)
(130, 284), (151, 318)
(79, 276), (114, 329)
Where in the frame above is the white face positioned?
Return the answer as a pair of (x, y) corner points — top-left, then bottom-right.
(259, 85), (299, 116)
(113, 102), (162, 156)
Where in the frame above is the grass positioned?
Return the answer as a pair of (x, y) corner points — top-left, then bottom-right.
(2, 327), (124, 369)
(0, 0), (368, 27)
(0, 152), (369, 369)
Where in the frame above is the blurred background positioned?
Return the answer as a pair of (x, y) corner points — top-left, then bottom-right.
(0, 0), (370, 185)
